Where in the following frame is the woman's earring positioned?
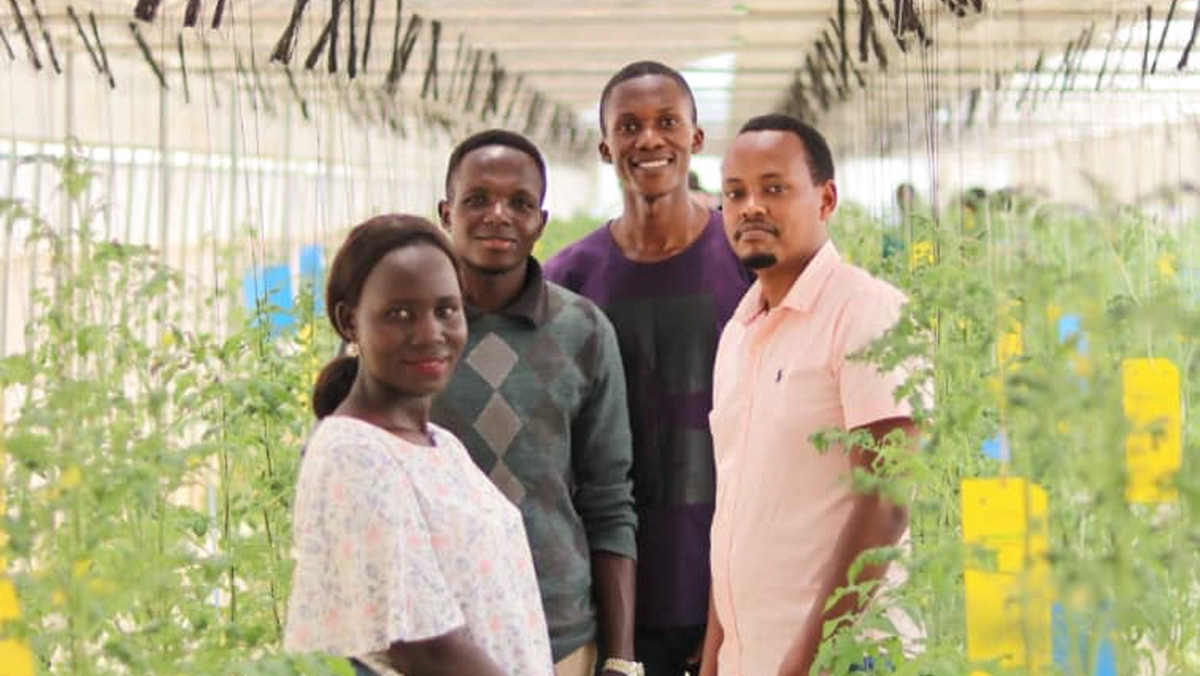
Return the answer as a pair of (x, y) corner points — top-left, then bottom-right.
(346, 342), (360, 358)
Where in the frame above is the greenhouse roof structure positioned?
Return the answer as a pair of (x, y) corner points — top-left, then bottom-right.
(6, 0), (1199, 158)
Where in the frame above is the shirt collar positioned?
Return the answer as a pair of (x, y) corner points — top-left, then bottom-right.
(733, 240), (841, 325)
(465, 257), (550, 327)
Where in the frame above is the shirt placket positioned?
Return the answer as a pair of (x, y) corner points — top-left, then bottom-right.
(723, 310), (784, 675)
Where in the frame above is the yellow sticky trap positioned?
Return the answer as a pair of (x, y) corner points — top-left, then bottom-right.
(996, 325), (1023, 366)
(297, 323), (323, 407)
(990, 316), (1024, 409)
(909, 240), (936, 271)
(0, 580), (17, 622)
(1156, 253), (1176, 281)
(0, 640), (34, 676)
(0, 412), (34, 676)
(1122, 358), (1181, 503)
(962, 478), (1052, 676)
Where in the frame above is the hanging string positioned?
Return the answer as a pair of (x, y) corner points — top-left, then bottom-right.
(1151, 0), (1180, 74)
(28, 0), (61, 73)
(212, 0), (229, 29)
(178, 34), (191, 104)
(1180, 4), (1200, 68)
(361, 0), (377, 72)
(184, 0), (202, 27)
(6, 0), (42, 70)
(1096, 15), (1122, 90)
(271, 0), (311, 64)
(85, 12), (120, 89)
(66, 7), (103, 76)
(130, 22), (169, 90)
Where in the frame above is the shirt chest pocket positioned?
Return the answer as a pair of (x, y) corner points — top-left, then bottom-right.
(768, 365), (842, 435)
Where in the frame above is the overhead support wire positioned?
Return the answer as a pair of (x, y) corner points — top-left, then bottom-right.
(178, 33), (191, 103)
(1108, 16), (1137, 88)
(130, 21), (168, 89)
(284, 66), (310, 120)
(420, 19), (442, 100)
(28, 0), (60, 72)
(361, 0), (377, 72)
(6, 0), (40, 69)
(134, 0), (164, 23)
(1096, 15), (1122, 90)
(857, 0), (888, 70)
(88, 11), (115, 88)
(211, 0), (228, 29)
(1055, 23), (1095, 100)
(463, 49), (483, 113)
(834, 0), (849, 85)
(963, 87), (980, 128)
(483, 52), (505, 120)
(805, 54), (832, 110)
(202, 35), (219, 105)
(183, 0), (202, 27)
(502, 73), (525, 126)
(1180, 5), (1200, 69)
(326, 0), (345, 73)
(447, 35), (467, 102)
(347, 0), (358, 78)
(523, 91), (545, 136)
(67, 6), (104, 75)
(0, 26), (13, 61)
(1141, 5), (1152, 86)
(271, 0), (310, 64)
(385, 8), (423, 94)
(1016, 51), (1044, 110)
(1151, 0), (1179, 73)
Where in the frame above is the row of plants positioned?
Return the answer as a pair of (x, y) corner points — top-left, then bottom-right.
(0, 156), (346, 675)
(822, 189), (1198, 675)
(0, 155), (1196, 674)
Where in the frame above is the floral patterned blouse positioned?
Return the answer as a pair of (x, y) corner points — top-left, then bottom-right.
(284, 416), (554, 676)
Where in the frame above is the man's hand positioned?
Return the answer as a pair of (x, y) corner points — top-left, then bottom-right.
(776, 417), (917, 676)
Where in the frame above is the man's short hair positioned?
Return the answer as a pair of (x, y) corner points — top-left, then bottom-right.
(738, 114), (835, 185)
(445, 128), (548, 201)
(598, 61), (698, 133)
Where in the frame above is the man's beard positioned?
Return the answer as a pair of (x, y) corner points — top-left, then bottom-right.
(742, 253), (777, 270)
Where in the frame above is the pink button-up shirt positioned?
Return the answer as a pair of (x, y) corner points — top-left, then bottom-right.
(709, 241), (914, 676)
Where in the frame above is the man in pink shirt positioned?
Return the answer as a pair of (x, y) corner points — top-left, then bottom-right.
(699, 114), (920, 676)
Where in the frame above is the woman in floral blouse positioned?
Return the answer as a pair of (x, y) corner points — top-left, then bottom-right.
(284, 215), (554, 676)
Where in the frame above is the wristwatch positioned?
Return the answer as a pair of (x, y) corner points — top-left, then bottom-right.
(601, 658), (646, 676)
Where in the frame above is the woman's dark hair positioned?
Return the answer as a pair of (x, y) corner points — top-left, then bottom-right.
(311, 214), (462, 419)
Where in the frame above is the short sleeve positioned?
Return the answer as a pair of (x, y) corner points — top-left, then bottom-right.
(836, 286), (915, 431)
(284, 430), (465, 658)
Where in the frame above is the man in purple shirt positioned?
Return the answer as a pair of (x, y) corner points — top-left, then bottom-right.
(544, 61), (752, 676)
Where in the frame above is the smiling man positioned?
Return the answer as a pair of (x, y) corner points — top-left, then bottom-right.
(545, 62), (752, 676)
(432, 129), (638, 676)
(700, 114), (919, 676)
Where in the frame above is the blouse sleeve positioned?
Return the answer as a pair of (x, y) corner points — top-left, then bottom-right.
(284, 430), (466, 658)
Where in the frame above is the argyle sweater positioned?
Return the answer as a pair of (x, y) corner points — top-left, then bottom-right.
(431, 260), (636, 661)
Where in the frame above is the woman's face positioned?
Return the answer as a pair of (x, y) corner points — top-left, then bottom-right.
(343, 242), (467, 400)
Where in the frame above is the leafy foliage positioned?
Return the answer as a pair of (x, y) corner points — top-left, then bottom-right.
(0, 153), (346, 675)
(1, 154), (1196, 675)
(821, 193), (1199, 675)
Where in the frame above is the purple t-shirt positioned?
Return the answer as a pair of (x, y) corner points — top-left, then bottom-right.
(544, 211), (752, 628)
